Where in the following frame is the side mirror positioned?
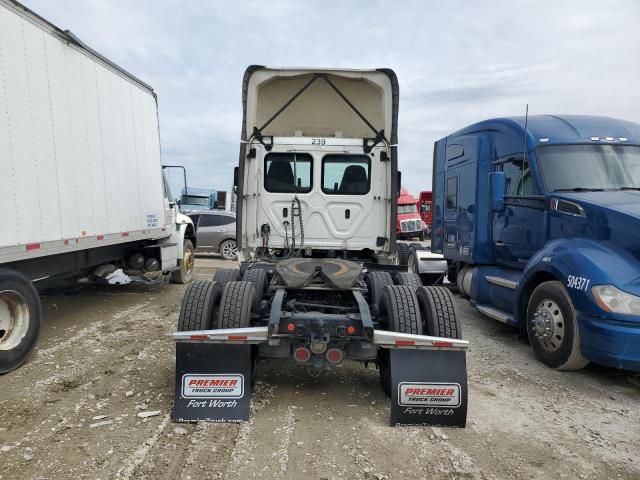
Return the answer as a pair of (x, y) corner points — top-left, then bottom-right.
(397, 171), (402, 197)
(233, 166), (239, 187)
(489, 171), (506, 212)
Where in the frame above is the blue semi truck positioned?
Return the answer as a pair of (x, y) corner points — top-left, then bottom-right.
(432, 115), (640, 371)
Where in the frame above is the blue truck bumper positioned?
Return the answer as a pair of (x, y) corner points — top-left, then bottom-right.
(578, 314), (640, 371)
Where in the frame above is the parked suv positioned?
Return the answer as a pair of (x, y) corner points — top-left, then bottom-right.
(188, 211), (237, 260)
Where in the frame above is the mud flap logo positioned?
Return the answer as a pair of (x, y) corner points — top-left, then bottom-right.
(389, 349), (467, 427)
(182, 374), (244, 399)
(398, 382), (461, 408)
(174, 344), (252, 422)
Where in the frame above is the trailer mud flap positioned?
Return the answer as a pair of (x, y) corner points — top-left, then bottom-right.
(389, 349), (467, 427)
(173, 343), (252, 422)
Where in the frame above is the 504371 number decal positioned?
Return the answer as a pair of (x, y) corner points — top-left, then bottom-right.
(567, 275), (590, 291)
(311, 138), (326, 146)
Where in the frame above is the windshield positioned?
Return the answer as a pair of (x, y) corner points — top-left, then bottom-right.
(182, 195), (209, 206)
(537, 145), (640, 192)
(398, 204), (418, 214)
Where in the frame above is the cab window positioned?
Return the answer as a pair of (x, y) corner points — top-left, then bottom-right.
(264, 153), (312, 193)
(501, 157), (534, 196)
(322, 155), (371, 195)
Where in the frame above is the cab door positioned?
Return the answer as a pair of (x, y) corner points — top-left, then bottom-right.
(493, 156), (546, 267)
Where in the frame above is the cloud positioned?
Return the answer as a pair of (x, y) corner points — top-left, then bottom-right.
(22, 0), (640, 196)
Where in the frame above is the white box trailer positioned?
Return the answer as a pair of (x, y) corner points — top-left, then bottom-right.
(0, 0), (196, 373)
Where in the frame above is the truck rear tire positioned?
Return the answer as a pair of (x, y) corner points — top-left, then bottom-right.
(394, 272), (423, 291)
(218, 281), (255, 329)
(177, 280), (222, 331)
(171, 239), (194, 284)
(0, 269), (42, 373)
(526, 281), (589, 371)
(366, 271), (394, 311)
(395, 243), (410, 266)
(378, 285), (422, 396)
(242, 268), (268, 309)
(416, 286), (461, 339)
(213, 268), (241, 285)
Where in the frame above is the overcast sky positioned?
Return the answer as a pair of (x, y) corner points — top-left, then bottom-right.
(24, 0), (640, 196)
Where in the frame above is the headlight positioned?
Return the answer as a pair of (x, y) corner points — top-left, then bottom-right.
(592, 285), (640, 315)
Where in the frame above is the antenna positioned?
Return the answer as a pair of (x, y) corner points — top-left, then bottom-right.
(520, 104), (529, 195)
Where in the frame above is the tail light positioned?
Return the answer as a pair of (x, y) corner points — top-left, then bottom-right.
(293, 347), (311, 363)
(326, 348), (343, 364)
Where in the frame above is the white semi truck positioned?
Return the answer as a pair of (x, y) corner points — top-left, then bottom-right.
(173, 67), (469, 427)
(0, 0), (195, 373)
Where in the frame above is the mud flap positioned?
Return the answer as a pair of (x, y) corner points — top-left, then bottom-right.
(173, 343), (253, 422)
(389, 349), (467, 427)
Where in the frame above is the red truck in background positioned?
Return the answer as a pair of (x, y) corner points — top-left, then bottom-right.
(417, 191), (433, 238)
(397, 187), (427, 240)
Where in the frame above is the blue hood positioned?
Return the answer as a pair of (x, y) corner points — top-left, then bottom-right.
(562, 190), (640, 217)
(554, 191), (640, 261)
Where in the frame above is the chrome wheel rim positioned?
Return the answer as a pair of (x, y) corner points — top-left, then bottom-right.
(222, 241), (237, 259)
(0, 290), (30, 351)
(532, 299), (565, 352)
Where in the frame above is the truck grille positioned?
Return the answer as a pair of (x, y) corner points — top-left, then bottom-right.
(400, 220), (421, 232)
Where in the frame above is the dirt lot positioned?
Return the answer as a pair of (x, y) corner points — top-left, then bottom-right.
(0, 255), (638, 480)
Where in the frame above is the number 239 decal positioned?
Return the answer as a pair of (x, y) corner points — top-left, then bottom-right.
(567, 275), (590, 291)
(311, 138), (326, 145)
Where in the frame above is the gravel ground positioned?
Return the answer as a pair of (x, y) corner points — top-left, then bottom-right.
(0, 254), (638, 480)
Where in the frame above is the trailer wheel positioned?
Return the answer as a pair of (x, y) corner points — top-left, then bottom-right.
(366, 271), (394, 311)
(171, 239), (194, 284)
(526, 281), (589, 371)
(394, 272), (423, 291)
(416, 286), (461, 339)
(218, 281), (256, 329)
(213, 268), (241, 285)
(177, 280), (222, 331)
(378, 285), (422, 396)
(242, 268), (268, 309)
(0, 269), (42, 373)
(395, 243), (410, 266)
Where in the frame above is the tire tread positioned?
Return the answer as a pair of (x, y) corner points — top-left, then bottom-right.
(382, 285), (422, 335)
(218, 281), (255, 329)
(395, 272), (423, 291)
(416, 286), (461, 338)
(213, 268), (241, 284)
(178, 280), (219, 331)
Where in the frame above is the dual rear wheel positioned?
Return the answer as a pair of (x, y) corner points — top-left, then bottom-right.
(178, 267), (267, 332)
(377, 284), (462, 396)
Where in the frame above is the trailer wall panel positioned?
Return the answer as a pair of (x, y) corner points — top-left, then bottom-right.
(0, 1), (167, 256)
